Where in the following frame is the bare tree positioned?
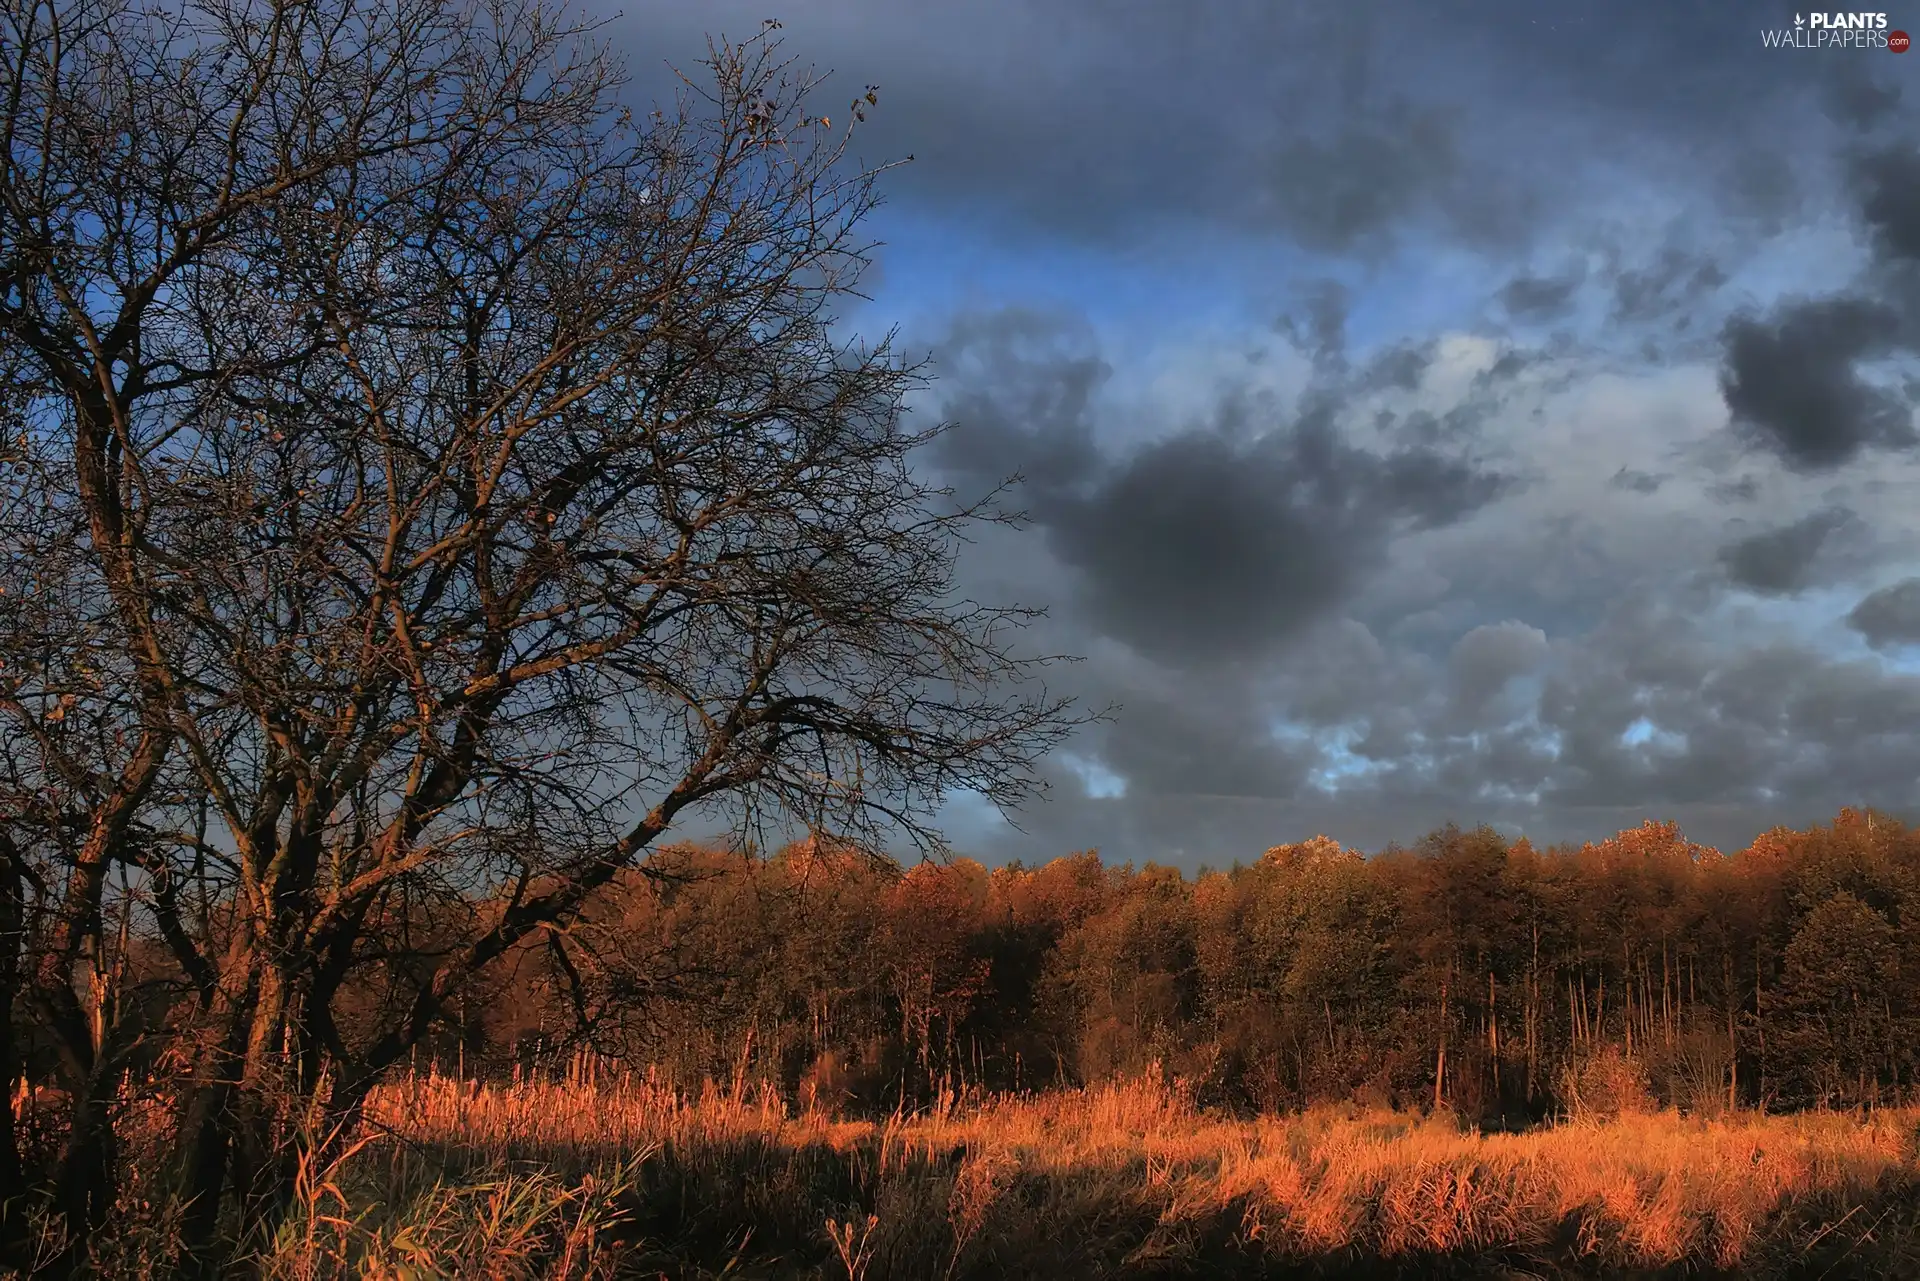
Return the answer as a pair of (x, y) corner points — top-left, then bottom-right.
(0, 0), (1074, 1262)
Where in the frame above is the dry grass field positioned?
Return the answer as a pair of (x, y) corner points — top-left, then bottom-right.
(182, 1067), (1920, 1279)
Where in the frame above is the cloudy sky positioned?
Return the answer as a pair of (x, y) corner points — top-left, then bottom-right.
(622, 0), (1920, 864)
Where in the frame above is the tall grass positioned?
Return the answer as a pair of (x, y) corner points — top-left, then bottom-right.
(327, 1066), (1920, 1278)
(23, 1065), (1919, 1276)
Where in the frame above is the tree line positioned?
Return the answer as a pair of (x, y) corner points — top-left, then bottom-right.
(445, 810), (1918, 1123)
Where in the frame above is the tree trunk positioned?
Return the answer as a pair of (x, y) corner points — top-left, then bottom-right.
(172, 951), (271, 1271)
(1725, 951), (1738, 1111)
(174, 1065), (240, 1271)
(1487, 971), (1500, 1103)
(1526, 921), (1539, 1101)
(52, 1090), (118, 1262)
(1755, 951), (1767, 1109)
(0, 834), (25, 1266)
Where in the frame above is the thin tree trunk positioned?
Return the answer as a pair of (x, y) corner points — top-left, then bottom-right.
(1623, 943), (1634, 1058)
(1755, 951), (1767, 1110)
(1725, 951), (1738, 1111)
(1527, 921), (1539, 1100)
(1662, 941), (1672, 1046)
(1487, 970), (1500, 1102)
(0, 834), (25, 1267)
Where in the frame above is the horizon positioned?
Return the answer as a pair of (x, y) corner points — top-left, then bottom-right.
(701, 806), (1899, 874)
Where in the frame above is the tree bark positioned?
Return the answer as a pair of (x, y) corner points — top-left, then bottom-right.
(0, 833), (26, 1267)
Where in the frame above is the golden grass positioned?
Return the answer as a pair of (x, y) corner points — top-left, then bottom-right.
(330, 1068), (1920, 1279)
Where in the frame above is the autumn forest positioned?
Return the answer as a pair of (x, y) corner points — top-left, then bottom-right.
(423, 810), (1918, 1124)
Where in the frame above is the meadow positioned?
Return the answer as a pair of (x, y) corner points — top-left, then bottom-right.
(74, 1068), (1907, 1280)
(10, 815), (1919, 1277)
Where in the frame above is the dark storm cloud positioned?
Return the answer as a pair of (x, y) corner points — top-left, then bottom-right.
(1714, 144), (1920, 476)
(1847, 579), (1920, 650)
(932, 311), (1514, 666)
(1041, 426), (1360, 661)
(1716, 509), (1856, 596)
(1852, 144), (1920, 266)
(1719, 298), (1913, 471)
(1043, 420), (1508, 663)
